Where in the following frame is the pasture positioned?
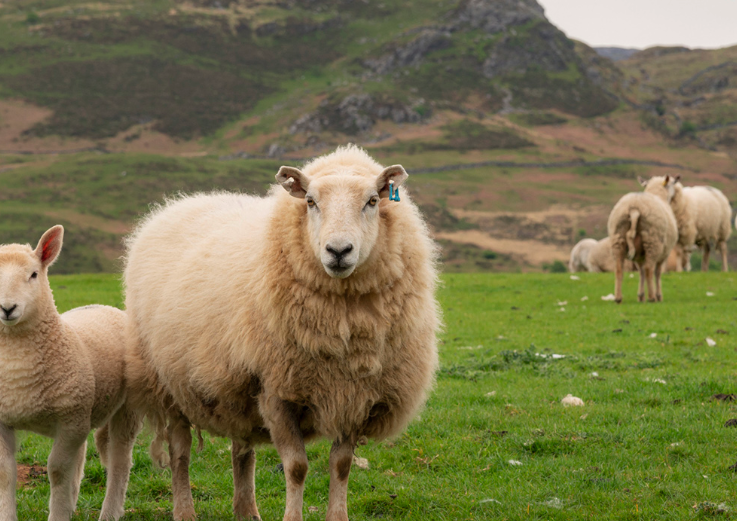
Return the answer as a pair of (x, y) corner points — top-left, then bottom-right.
(15, 272), (737, 520)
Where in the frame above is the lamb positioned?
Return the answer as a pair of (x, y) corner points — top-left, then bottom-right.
(123, 144), (440, 521)
(569, 237), (635, 273)
(0, 226), (141, 521)
(664, 179), (732, 271)
(607, 176), (679, 303)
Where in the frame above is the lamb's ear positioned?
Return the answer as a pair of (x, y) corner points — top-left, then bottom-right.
(276, 166), (310, 198)
(34, 225), (64, 269)
(637, 176), (648, 187)
(673, 174), (681, 184)
(663, 175), (670, 186)
(376, 165), (408, 199)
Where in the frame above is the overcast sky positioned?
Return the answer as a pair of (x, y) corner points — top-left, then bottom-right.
(537, 0), (737, 50)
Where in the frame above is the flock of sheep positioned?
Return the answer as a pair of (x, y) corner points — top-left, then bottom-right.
(1, 146), (734, 521)
(0, 146), (440, 521)
(569, 175), (733, 302)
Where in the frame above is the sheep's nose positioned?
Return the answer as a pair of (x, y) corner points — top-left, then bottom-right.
(1, 305), (17, 319)
(326, 243), (354, 260)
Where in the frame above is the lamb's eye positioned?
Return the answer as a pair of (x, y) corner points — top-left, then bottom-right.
(30, 272), (38, 280)
(306, 198), (316, 208)
(367, 197), (378, 207)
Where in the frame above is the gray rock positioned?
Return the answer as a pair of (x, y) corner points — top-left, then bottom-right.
(364, 29), (452, 75)
(452, 0), (545, 34)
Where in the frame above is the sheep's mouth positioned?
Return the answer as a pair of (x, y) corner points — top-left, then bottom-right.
(325, 262), (355, 278)
(0, 317), (20, 326)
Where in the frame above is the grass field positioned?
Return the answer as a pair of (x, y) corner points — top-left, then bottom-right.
(12, 271), (737, 520)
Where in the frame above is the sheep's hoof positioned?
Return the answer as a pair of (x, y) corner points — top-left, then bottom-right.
(648, 297), (656, 303)
(615, 298), (622, 304)
(637, 293), (645, 302)
(656, 295), (663, 302)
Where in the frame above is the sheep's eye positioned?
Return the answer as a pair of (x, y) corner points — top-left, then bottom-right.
(367, 197), (379, 207)
(30, 272), (38, 280)
(306, 198), (316, 208)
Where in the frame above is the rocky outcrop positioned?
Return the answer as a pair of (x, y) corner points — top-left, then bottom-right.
(290, 94), (429, 135)
(363, 29), (452, 75)
(451, 0), (545, 34)
(481, 22), (572, 79)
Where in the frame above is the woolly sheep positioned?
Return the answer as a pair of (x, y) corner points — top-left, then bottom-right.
(569, 237), (634, 273)
(124, 145), (441, 521)
(664, 179), (732, 271)
(607, 176), (678, 303)
(0, 226), (141, 521)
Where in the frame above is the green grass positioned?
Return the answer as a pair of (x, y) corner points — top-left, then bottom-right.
(14, 272), (737, 519)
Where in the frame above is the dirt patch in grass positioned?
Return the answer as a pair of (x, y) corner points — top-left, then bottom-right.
(16, 464), (46, 488)
(435, 229), (569, 266)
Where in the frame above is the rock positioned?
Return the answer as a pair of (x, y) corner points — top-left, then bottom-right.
(363, 29), (451, 75)
(451, 0), (545, 34)
(561, 394), (584, 407)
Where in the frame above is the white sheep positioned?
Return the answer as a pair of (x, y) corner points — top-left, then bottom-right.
(665, 179), (732, 271)
(124, 145), (440, 521)
(569, 237), (634, 273)
(0, 226), (141, 521)
(608, 176), (678, 303)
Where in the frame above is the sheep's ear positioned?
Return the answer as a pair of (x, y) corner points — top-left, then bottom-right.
(34, 225), (64, 269)
(276, 166), (310, 198)
(637, 176), (648, 187)
(663, 175), (670, 186)
(376, 165), (408, 199)
(673, 174), (681, 184)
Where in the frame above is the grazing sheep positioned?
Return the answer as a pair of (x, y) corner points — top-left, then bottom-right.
(665, 179), (732, 271)
(608, 176), (678, 303)
(569, 237), (635, 273)
(124, 145), (440, 521)
(0, 226), (141, 521)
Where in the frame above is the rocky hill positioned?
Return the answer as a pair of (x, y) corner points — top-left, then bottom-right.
(0, 0), (736, 273)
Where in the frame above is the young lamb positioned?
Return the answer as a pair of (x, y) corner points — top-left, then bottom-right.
(0, 226), (140, 521)
(569, 237), (634, 273)
(607, 176), (678, 303)
(124, 145), (440, 521)
(664, 178), (732, 271)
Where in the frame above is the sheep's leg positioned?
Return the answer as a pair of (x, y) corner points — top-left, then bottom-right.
(644, 262), (656, 302)
(99, 406), (142, 521)
(48, 428), (88, 521)
(168, 414), (196, 521)
(655, 262), (664, 302)
(326, 438), (355, 521)
(94, 424), (110, 469)
(702, 242), (711, 271)
(232, 440), (260, 521)
(0, 424), (17, 521)
(637, 263), (646, 302)
(614, 255), (624, 304)
(262, 398), (308, 521)
(718, 240), (729, 272)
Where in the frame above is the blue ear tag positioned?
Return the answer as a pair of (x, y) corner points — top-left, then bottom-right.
(389, 181), (400, 202)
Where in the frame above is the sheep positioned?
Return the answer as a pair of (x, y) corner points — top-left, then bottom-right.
(123, 144), (441, 521)
(607, 176), (678, 303)
(664, 179), (732, 271)
(569, 237), (635, 273)
(0, 226), (141, 521)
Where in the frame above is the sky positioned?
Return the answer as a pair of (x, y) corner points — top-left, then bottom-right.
(537, 0), (737, 50)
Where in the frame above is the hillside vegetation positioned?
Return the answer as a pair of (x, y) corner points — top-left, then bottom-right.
(0, 0), (736, 272)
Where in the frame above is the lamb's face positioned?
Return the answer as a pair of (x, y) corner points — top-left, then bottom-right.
(0, 226), (62, 329)
(0, 248), (45, 327)
(277, 164), (408, 279)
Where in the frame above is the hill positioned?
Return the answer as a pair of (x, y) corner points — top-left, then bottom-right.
(0, 1), (736, 272)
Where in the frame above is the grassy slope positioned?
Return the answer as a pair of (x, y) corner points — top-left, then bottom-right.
(15, 272), (737, 520)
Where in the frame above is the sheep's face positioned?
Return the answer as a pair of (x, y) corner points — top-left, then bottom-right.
(639, 175), (680, 202)
(277, 165), (408, 278)
(0, 226), (62, 329)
